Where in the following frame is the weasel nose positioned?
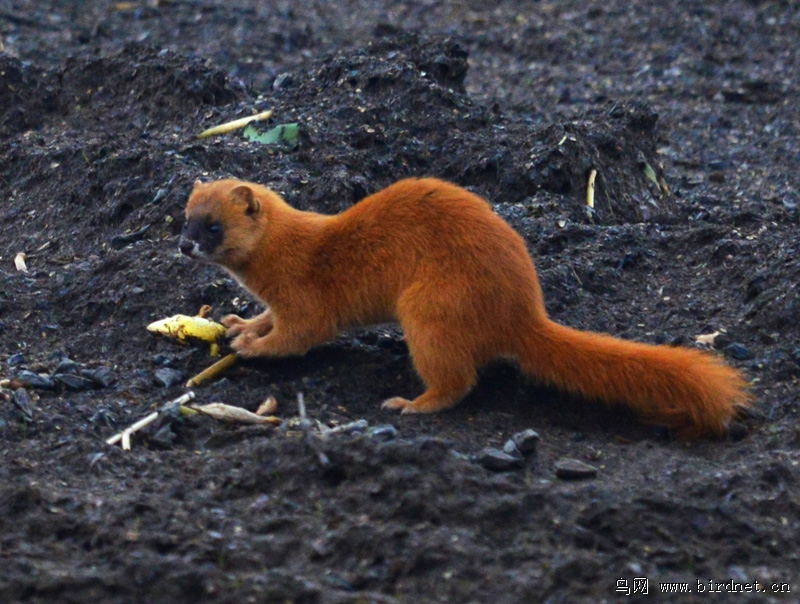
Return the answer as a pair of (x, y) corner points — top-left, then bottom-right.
(178, 238), (195, 256)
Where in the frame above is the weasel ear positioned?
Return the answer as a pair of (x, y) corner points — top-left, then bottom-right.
(193, 179), (203, 189)
(230, 185), (260, 217)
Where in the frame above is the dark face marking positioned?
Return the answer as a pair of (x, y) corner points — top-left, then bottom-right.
(179, 216), (225, 258)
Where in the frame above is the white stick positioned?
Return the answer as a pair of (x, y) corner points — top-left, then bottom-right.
(105, 392), (196, 448)
(106, 411), (158, 446)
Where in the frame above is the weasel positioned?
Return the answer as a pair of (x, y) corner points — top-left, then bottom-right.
(180, 177), (749, 438)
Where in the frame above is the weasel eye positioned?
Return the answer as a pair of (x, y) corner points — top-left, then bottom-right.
(207, 223), (221, 234)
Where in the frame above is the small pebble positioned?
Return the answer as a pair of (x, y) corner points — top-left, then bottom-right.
(324, 419), (369, 436)
(367, 424), (398, 441)
(273, 73), (294, 90)
(151, 188), (169, 204)
(53, 373), (95, 391)
(85, 366), (116, 388)
(54, 358), (80, 375)
(153, 368), (185, 388)
(88, 452), (105, 470)
(554, 458), (598, 480)
(12, 389), (34, 420)
(511, 429), (540, 456)
(724, 343), (754, 361)
(7, 353), (26, 367)
(16, 370), (55, 390)
(153, 354), (180, 367)
(477, 448), (525, 472)
(151, 424), (176, 448)
(502, 439), (521, 457)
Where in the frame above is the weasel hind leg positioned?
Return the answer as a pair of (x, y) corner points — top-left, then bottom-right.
(381, 381), (473, 414)
(382, 303), (478, 413)
(381, 362), (476, 413)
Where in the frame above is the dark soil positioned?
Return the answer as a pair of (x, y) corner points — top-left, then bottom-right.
(1, 1), (799, 602)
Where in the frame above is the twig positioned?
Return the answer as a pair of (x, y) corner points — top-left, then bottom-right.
(297, 392), (312, 438)
(186, 353), (238, 387)
(586, 169), (597, 219)
(108, 411), (158, 450)
(296, 392), (330, 466)
(198, 109), (274, 139)
(106, 392), (195, 449)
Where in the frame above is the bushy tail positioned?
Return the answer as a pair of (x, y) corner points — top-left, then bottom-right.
(521, 320), (750, 438)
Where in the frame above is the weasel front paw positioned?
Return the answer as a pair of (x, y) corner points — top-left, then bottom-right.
(222, 314), (249, 338)
(230, 331), (261, 357)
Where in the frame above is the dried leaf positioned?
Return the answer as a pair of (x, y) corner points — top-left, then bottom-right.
(14, 252), (28, 273)
(193, 402), (282, 425)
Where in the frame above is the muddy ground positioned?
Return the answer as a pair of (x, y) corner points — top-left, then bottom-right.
(1, 1), (799, 602)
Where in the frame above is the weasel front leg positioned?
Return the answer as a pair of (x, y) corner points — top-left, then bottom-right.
(229, 315), (338, 359)
(222, 309), (274, 338)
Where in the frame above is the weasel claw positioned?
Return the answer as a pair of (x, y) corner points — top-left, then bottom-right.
(381, 397), (419, 413)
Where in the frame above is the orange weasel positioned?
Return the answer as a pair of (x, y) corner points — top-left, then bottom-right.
(179, 177), (749, 438)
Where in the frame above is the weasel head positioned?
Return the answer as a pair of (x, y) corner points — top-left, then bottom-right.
(180, 179), (269, 269)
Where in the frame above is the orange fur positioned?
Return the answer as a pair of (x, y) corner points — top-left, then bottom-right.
(181, 177), (750, 438)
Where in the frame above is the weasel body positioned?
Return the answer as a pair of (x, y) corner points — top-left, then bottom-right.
(180, 178), (749, 437)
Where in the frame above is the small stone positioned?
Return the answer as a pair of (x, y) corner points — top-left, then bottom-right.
(511, 429), (540, 456)
(477, 448), (525, 472)
(502, 439), (521, 457)
(367, 424), (398, 441)
(150, 424), (176, 448)
(85, 367), (116, 388)
(273, 73), (294, 90)
(53, 373), (96, 391)
(554, 458), (598, 480)
(310, 537), (332, 559)
(724, 343), (754, 361)
(16, 370), (55, 390)
(153, 354), (178, 367)
(151, 188), (169, 204)
(54, 358), (80, 375)
(7, 353), (26, 367)
(88, 452), (105, 470)
(12, 389), (34, 421)
(153, 368), (185, 388)
(324, 419), (368, 436)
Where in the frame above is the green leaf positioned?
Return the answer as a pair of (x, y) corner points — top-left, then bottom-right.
(243, 123), (299, 147)
(642, 160), (659, 186)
